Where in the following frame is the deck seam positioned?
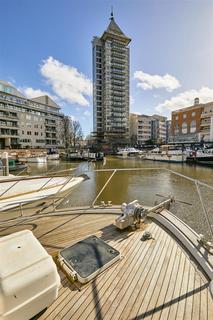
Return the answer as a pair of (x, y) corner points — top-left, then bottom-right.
(42, 225), (140, 320)
(53, 226), (148, 320)
(98, 227), (168, 320)
(66, 226), (158, 320)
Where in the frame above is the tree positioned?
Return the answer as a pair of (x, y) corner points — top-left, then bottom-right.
(63, 116), (73, 149)
(72, 120), (83, 148)
(145, 139), (154, 145)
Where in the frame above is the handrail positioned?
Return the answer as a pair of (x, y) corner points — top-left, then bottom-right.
(0, 180), (20, 199)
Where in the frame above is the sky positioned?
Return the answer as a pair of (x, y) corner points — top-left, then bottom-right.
(0, 0), (213, 136)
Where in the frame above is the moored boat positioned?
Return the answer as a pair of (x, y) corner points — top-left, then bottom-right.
(27, 156), (47, 163)
(47, 153), (60, 160)
(117, 147), (140, 157)
(145, 145), (187, 163)
(186, 149), (213, 167)
(0, 173), (88, 212)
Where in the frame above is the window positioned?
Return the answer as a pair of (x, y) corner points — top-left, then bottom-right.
(175, 115), (178, 120)
(182, 122), (187, 134)
(192, 111), (196, 117)
(183, 113), (187, 119)
(174, 124), (179, 134)
(22, 131), (24, 134)
(190, 120), (196, 133)
(27, 131), (31, 135)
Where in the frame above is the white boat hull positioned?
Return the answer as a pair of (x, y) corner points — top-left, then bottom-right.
(0, 175), (85, 212)
(27, 157), (47, 163)
(146, 154), (187, 163)
(47, 154), (60, 160)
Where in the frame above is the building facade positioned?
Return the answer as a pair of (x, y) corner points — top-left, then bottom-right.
(129, 113), (168, 145)
(92, 13), (131, 146)
(200, 102), (213, 142)
(0, 80), (65, 149)
(170, 98), (213, 143)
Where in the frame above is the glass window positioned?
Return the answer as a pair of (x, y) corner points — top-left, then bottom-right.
(190, 120), (196, 133)
(174, 124), (179, 134)
(182, 122), (187, 134)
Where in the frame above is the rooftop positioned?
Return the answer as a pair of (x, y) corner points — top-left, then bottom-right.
(101, 14), (131, 45)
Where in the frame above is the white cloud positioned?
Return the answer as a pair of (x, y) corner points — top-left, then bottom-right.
(40, 57), (92, 106)
(155, 86), (213, 113)
(20, 87), (56, 100)
(134, 70), (180, 92)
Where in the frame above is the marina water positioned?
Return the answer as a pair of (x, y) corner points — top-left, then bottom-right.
(26, 157), (213, 239)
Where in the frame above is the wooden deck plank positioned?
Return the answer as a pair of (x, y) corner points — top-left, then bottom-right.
(45, 227), (145, 320)
(149, 241), (180, 320)
(99, 227), (168, 320)
(200, 278), (208, 320)
(109, 227), (169, 320)
(175, 251), (191, 320)
(40, 226), (139, 320)
(141, 239), (178, 320)
(191, 269), (201, 320)
(159, 249), (183, 320)
(65, 225), (160, 320)
(133, 235), (174, 320)
(65, 230), (153, 320)
(207, 289), (213, 319)
(167, 252), (186, 320)
(183, 264), (195, 320)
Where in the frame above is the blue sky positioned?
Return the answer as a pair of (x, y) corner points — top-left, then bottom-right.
(0, 0), (213, 135)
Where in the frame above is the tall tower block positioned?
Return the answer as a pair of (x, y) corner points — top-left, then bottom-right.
(92, 13), (131, 146)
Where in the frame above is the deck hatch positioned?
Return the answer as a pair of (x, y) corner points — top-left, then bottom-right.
(59, 235), (121, 283)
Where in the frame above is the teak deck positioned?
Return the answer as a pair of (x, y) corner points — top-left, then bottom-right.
(0, 209), (212, 320)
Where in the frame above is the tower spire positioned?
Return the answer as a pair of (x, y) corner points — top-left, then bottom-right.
(110, 6), (114, 20)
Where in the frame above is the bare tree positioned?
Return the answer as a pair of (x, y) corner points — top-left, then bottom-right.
(72, 120), (83, 148)
(63, 116), (83, 149)
(63, 116), (73, 149)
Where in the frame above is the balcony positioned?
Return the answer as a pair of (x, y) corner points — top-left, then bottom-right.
(0, 111), (18, 119)
(111, 63), (125, 70)
(0, 129), (18, 137)
(201, 112), (213, 119)
(200, 121), (211, 126)
(0, 123), (19, 129)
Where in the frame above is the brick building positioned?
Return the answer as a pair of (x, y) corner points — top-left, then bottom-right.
(170, 98), (213, 143)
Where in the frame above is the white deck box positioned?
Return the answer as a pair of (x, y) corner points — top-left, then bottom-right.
(0, 230), (60, 320)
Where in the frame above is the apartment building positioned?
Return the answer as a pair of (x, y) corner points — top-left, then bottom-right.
(170, 98), (213, 143)
(151, 115), (167, 144)
(92, 12), (131, 145)
(129, 113), (168, 145)
(0, 80), (65, 149)
(200, 102), (213, 142)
